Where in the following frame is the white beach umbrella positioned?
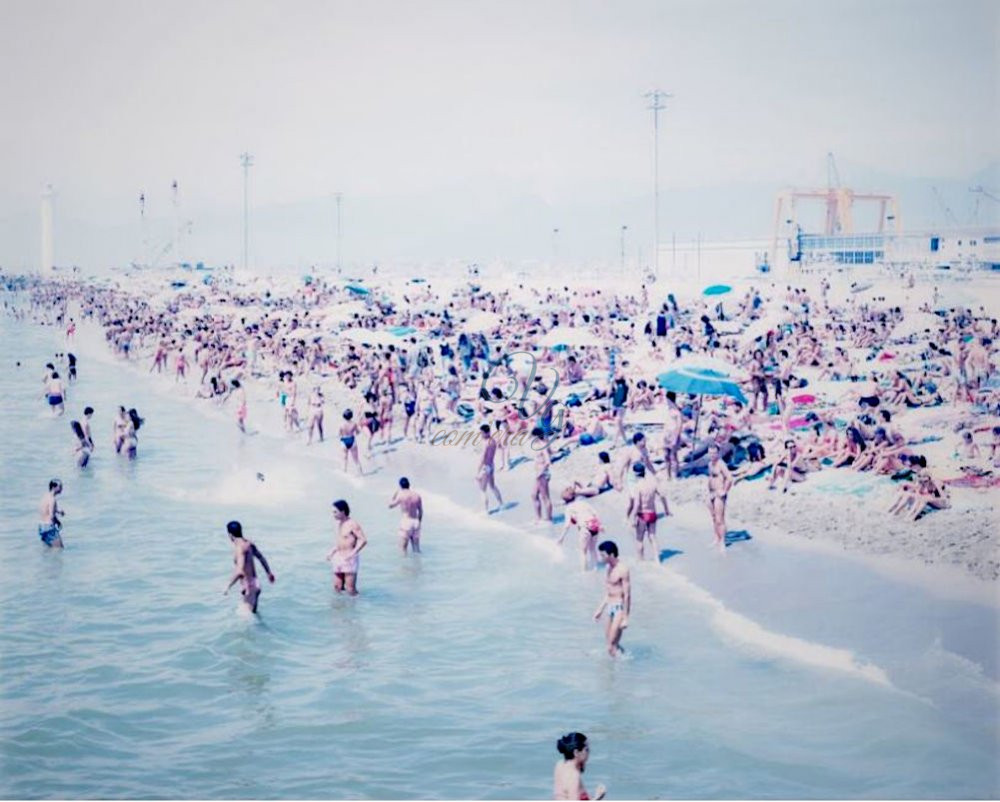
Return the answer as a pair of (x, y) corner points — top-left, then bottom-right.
(892, 312), (944, 340)
(539, 328), (604, 348)
(461, 310), (503, 332)
(339, 328), (398, 347)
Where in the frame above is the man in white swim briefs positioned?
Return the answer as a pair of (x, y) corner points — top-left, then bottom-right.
(388, 476), (423, 554)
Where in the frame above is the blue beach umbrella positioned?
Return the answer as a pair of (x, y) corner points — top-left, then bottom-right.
(388, 325), (417, 337)
(703, 284), (732, 297)
(346, 284), (370, 296)
(657, 366), (747, 404)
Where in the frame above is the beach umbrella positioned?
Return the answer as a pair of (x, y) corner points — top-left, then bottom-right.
(657, 366), (748, 404)
(539, 328), (604, 348)
(892, 312), (943, 340)
(346, 284), (370, 296)
(671, 353), (746, 380)
(389, 325), (417, 338)
(461, 310), (502, 332)
(703, 284), (732, 297)
(657, 366), (748, 405)
(339, 328), (398, 347)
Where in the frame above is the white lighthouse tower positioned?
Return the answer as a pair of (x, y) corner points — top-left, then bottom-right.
(41, 184), (55, 273)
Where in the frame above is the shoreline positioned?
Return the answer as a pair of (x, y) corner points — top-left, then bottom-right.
(39, 307), (999, 609)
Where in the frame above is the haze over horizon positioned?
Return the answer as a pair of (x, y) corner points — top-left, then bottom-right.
(1, 0), (997, 271)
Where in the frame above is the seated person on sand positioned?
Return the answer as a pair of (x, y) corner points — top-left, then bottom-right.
(831, 425), (867, 468)
(851, 427), (894, 472)
(629, 380), (656, 411)
(891, 472), (951, 521)
(574, 451), (616, 495)
(768, 438), (808, 492)
(957, 430), (981, 462)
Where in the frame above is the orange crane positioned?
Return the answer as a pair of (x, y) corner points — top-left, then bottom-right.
(771, 153), (901, 266)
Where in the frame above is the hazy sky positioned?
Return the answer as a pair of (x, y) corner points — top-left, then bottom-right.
(1, 0), (996, 266)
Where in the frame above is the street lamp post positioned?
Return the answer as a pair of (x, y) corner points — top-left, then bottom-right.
(240, 152), (254, 272)
(644, 89), (671, 279)
(620, 225), (628, 274)
(552, 227), (560, 267)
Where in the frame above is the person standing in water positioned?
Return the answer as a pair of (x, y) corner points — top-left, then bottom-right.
(44, 371), (66, 416)
(388, 477), (423, 554)
(223, 521), (275, 614)
(626, 463), (668, 561)
(553, 732), (606, 800)
(37, 479), (65, 549)
(326, 499), (368, 595)
(70, 420), (92, 468)
(82, 406), (95, 450)
(593, 540), (630, 657)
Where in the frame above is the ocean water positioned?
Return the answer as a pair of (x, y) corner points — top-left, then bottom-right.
(0, 309), (998, 799)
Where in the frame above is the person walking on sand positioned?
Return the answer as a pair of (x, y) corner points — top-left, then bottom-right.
(554, 732), (606, 801)
(476, 423), (504, 513)
(326, 499), (368, 595)
(223, 521), (275, 614)
(532, 426), (554, 523)
(593, 541), (630, 658)
(340, 409), (363, 475)
(307, 385), (325, 444)
(37, 479), (65, 549)
(388, 477), (423, 554)
(626, 463), (668, 561)
(223, 379), (248, 433)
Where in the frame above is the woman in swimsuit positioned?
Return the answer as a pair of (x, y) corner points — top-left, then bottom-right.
(553, 732), (605, 801)
(70, 420), (92, 468)
(531, 426), (553, 523)
(307, 386), (325, 445)
(558, 486), (602, 570)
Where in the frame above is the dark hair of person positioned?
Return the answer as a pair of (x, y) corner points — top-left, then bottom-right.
(343, 409), (353, 420)
(49, 479), (61, 491)
(333, 499), (350, 516)
(128, 408), (143, 431)
(84, 406), (94, 415)
(227, 521), (243, 538)
(598, 451), (610, 464)
(480, 424), (491, 434)
(399, 477), (410, 489)
(556, 732), (588, 760)
(598, 540), (618, 558)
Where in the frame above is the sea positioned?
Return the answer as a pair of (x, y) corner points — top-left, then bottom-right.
(0, 297), (998, 799)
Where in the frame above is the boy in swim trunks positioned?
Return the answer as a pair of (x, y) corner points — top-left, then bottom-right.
(593, 541), (630, 658)
(223, 520), (275, 614)
(388, 477), (423, 554)
(37, 479), (64, 548)
(340, 409), (362, 475)
(326, 499), (368, 595)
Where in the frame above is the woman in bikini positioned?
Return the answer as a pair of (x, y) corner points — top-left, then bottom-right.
(558, 486), (602, 570)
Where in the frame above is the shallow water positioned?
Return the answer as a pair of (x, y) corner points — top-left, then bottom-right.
(0, 309), (998, 799)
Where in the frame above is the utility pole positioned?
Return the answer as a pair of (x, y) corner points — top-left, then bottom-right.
(644, 89), (671, 279)
(335, 192), (343, 271)
(620, 225), (628, 274)
(552, 227), (560, 267)
(41, 184), (55, 273)
(172, 180), (181, 266)
(139, 192), (147, 268)
(240, 152), (254, 271)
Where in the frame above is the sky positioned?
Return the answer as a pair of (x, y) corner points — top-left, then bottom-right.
(0, 0), (997, 270)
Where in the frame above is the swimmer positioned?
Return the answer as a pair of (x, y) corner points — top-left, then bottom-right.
(223, 521), (275, 614)
(326, 499), (368, 595)
(70, 420), (92, 468)
(37, 479), (64, 549)
(388, 476), (423, 554)
(554, 732), (605, 801)
(592, 541), (630, 657)
(44, 371), (65, 416)
(82, 406), (95, 450)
